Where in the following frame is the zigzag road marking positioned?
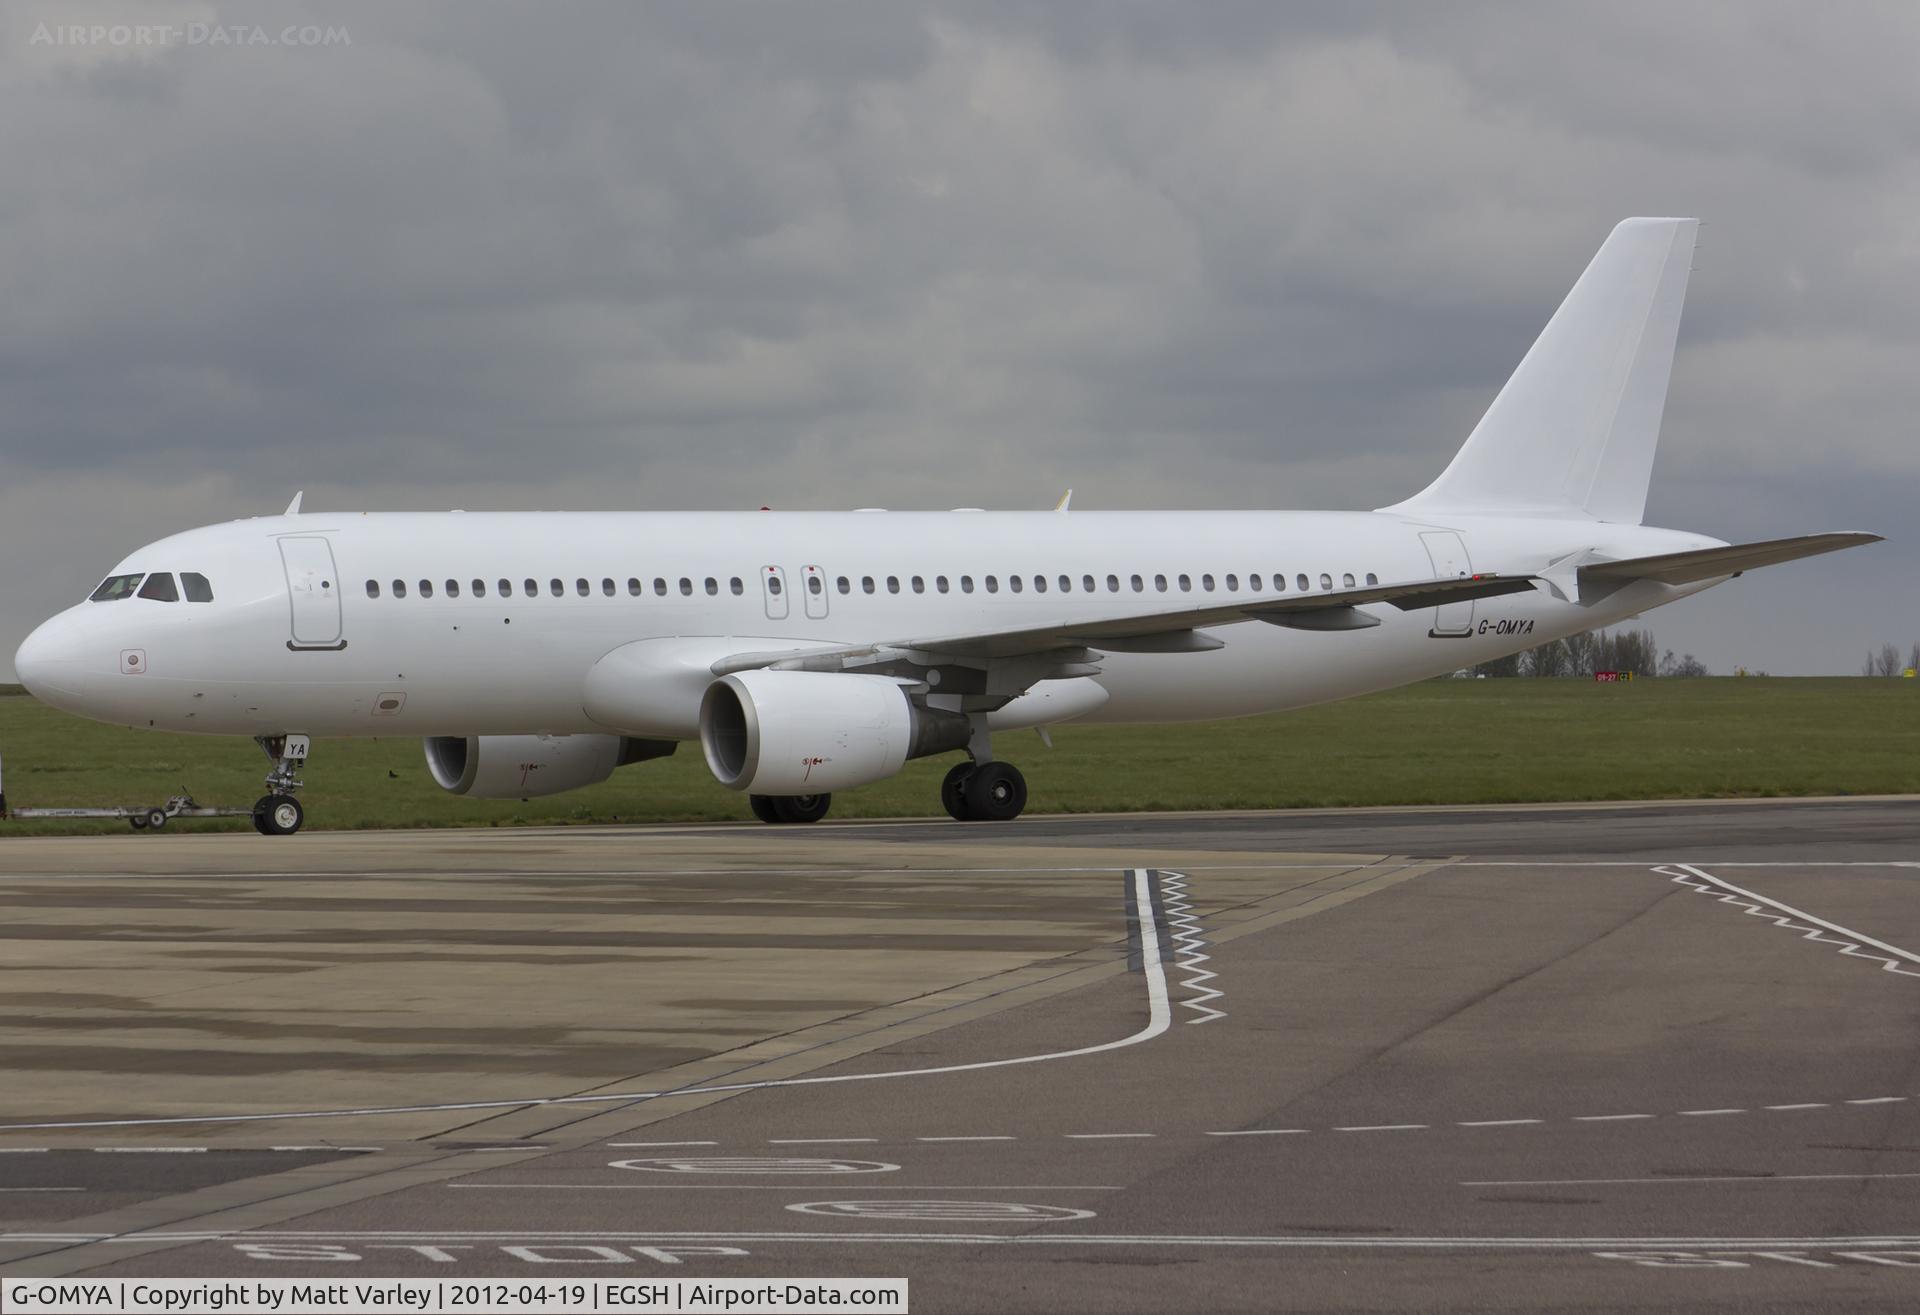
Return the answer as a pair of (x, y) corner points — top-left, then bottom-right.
(1660, 863), (1920, 979)
(1157, 870), (1225, 1024)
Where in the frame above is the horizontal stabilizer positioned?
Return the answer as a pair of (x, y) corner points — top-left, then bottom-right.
(1580, 532), (1883, 587)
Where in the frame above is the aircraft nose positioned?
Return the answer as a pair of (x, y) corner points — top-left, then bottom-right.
(14, 617), (79, 700)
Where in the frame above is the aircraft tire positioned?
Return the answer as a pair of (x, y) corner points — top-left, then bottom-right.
(961, 761), (1026, 822)
(772, 794), (830, 824)
(940, 763), (974, 821)
(749, 794), (781, 824)
(255, 793), (304, 836)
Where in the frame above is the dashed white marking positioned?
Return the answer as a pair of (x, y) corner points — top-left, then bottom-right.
(449, 1184), (1120, 1191)
(1467, 1172), (1920, 1187)
(1847, 1097), (1907, 1105)
(1456, 1119), (1543, 1128)
(1205, 1129), (1309, 1137)
(1335, 1124), (1426, 1132)
(0, 1188), (81, 1193)
(0, 1149), (49, 1154)
(1064, 1133), (1155, 1140)
(1573, 1114), (1653, 1122)
(0, 868), (1172, 1133)
(269, 1145), (381, 1153)
(916, 1136), (1015, 1143)
(607, 1141), (718, 1148)
(1679, 1109), (1745, 1116)
(1663, 864), (1920, 977)
(1766, 1103), (1829, 1111)
(768, 1139), (878, 1145)
(91, 1147), (205, 1153)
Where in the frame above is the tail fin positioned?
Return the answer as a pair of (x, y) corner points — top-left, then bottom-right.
(1386, 217), (1698, 524)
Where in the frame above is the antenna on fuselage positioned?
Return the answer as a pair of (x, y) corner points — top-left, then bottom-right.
(284, 491), (304, 515)
(1055, 489), (1073, 512)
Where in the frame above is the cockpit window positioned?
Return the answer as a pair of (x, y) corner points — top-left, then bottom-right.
(90, 573), (145, 602)
(181, 572), (214, 603)
(137, 572), (179, 602)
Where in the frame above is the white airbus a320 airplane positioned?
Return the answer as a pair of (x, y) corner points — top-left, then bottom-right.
(10, 219), (1879, 834)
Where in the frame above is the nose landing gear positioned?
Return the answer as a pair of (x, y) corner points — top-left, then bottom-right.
(251, 734), (310, 836)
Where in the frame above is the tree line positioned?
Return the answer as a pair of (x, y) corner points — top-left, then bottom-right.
(1471, 627), (1710, 678)
(1861, 642), (1920, 677)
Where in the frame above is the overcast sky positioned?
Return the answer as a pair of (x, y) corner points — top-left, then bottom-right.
(3, 2), (1915, 677)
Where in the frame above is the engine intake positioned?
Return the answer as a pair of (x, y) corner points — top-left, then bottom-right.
(700, 670), (968, 795)
(424, 733), (674, 799)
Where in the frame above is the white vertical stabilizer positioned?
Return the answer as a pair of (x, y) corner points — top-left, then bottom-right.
(1387, 217), (1698, 524)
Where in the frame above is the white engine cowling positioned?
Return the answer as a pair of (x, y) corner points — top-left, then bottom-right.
(424, 734), (671, 799)
(700, 670), (965, 795)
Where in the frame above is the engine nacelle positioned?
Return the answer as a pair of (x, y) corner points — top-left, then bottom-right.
(700, 670), (968, 795)
(424, 733), (674, 799)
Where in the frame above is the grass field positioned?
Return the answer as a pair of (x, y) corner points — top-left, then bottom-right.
(0, 678), (1913, 835)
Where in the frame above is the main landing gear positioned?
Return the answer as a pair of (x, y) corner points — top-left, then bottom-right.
(749, 793), (833, 824)
(251, 734), (309, 836)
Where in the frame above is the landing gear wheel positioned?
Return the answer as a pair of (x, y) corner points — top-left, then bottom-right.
(940, 763), (975, 821)
(144, 809), (168, 831)
(961, 761), (1027, 822)
(748, 794), (780, 824)
(772, 794), (831, 824)
(130, 815), (149, 831)
(254, 793), (304, 836)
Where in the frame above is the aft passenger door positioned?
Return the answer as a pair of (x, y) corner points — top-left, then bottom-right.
(1418, 530), (1474, 638)
(279, 535), (345, 650)
(761, 565), (790, 620)
(800, 564), (829, 619)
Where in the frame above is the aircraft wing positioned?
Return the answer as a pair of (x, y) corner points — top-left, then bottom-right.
(712, 572), (1538, 675)
(1579, 532), (1883, 588)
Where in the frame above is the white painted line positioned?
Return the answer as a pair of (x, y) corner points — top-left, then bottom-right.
(1467, 1172), (1920, 1187)
(768, 1139), (879, 1145)
(1334, 1124), (1426, 1132)
(270, 1146), (380, 1152)
(607, 1141), (719, 1148)
(0, 868), (1173, 1134)
(916, 1136), (1016, 1143)
(1765, 1103), (1829, 1111)
(1679, 1109), (1745, 1116)
(0, 1188), (81, 1193)
(0, 1149), (49, 1154)
(1667, 864), (1920, 977)
(447, 1184), (1121, 1191)
(1205, 1129), (1309, 1137)
(1847, 1097), (1907, 1105)
(1064, 1134), (1155, 1140)
(1456, 1119), (1543, 1127)
(1572, 1114), (1653, 1122)
(90, 1147), (206, 1153)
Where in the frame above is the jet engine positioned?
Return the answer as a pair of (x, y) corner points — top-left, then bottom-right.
(424, 733), (674, 799)
(699, 670), (969, 795)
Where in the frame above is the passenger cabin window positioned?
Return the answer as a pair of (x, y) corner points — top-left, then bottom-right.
(681, 577), (695, 596)
(1247, 573), (1261, 592)
(1083, 575), (1096, 592)
(576, 578), (590, 597)
(1296, 574), (1309, 592)
(501, 579), (514, 597)
(473, 579), (487, 598)
(862, 576), (875, 594)
(549, 579), (563, 597)
(1008, 575), (1022, 593)
(809, 576), (823, 595)
(936, 575), (950, 593)
(653, 578), (667, 595)
(886, 576), (900, 594)
(181, 572), (213, 603)
(1177, 574), (1191, 592)
(1225, 573), (1239, 592)
(523, 579), (537, 597)
(603, 578), (617, 597)
(1106, 574), (1119, 592)
(960, 575), (974, 593)
(445, 579), (460, 598)
(419, 579), (434, 598)
(1366, 572), (1379, 586)
(89, 573), (144, 602)
(1320, 573), (1333, 590)
(705, 577), (718, 596)
(1343, 573), (1356, 588)
(138, 572), (179, 602)
(985, 575), (999, 593)
(393, 579), (408, 598)
(627, 578), (642, 596)
(1201, 574), (1214, 591)
(731, 577), (745, 595)
(366, 580), (380, 599)
(1130, 574), (1143, 592)
(910, 575), (923, 594)
(1154, 574), (1168, 592)
(836, 576), (850, 594)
